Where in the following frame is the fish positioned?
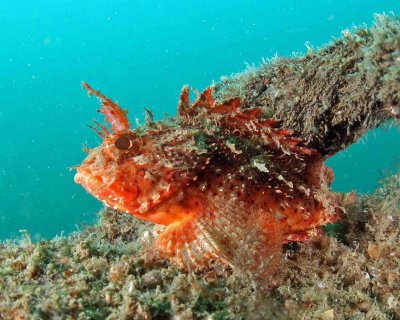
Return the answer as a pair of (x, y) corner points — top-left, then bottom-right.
(74, 82), (341, 279)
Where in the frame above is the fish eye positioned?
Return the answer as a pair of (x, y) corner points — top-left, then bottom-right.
(115, 133), (135, 150)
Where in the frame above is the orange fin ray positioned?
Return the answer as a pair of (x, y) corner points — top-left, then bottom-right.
(83, 82), (130, 132)
(177, 85), (317, 156)
(155, 195), (282, 280)
(178, 86), (239, 118)
(221, 108), (317, 155)
(210, 97), (241, 114)
(192, 86), (215, 109)
(177, 85), (191, 117)
(86, 119), (110, 139)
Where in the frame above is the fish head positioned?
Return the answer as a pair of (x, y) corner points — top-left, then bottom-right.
(74, 83), (207, 223)
(74, 129), (184, 218)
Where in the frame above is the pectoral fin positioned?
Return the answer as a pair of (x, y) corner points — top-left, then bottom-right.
(155, 195), (283, 280)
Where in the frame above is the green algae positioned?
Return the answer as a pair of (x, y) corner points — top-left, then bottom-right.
(1, 14), (400, 319)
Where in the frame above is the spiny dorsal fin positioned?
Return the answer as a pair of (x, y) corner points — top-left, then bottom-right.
(82, 82), (130, 132)
(178, 86), (240, 118)
(178, 85), (190, 117)
(177, 85), (315, 156)
(219, 108), (317, 156)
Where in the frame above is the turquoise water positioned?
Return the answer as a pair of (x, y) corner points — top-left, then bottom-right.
(1, 1), (399, 240)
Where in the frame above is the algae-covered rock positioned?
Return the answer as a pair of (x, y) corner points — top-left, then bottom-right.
(214, 14), (400, 156)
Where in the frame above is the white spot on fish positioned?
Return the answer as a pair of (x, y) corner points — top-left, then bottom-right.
(274, 212), (285, 220)
(144, 170), (155, 180)
(133, 155), (149, 165)
(251, 158), (269, 173)
(139, 201), (149, 213)
(225, 141), (242, 154)
(151, 192), (160, 203)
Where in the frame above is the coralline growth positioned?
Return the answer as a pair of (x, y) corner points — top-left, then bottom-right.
(0, 14), (399, 319)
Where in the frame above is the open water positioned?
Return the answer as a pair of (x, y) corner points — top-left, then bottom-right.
(1, 0), (400, 240)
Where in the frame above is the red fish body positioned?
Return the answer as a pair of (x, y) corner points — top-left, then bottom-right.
(75, 83), (341, 277)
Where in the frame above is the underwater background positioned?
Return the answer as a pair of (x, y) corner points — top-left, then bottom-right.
(1, 0), (400, 241)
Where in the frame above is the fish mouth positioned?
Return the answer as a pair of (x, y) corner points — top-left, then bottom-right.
(74, 166), (141, 213)
(74, 166), (116, 196)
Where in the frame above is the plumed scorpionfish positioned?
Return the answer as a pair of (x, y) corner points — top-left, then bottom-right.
(75, 83), (341, 278)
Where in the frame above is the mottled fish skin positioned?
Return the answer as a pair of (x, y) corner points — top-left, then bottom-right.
(75, 83), (341, 279)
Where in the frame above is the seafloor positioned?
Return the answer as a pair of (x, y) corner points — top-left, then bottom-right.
(1, 173), (399, 319)
(1, 15), (399, 320)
